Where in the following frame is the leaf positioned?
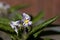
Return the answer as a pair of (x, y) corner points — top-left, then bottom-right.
(33, 30), (43, 38)
(0, 17), (16, 35)
(0, 24), (15, 34)
(10, 35), (20, 40)
(18, 28), (23, 38)
(11, 35), (16, 40)
(10, 12), (22, 21)
(14, 13), (22, 21)
(44, 38), (52, 40)
(32, 11), (44, 24)
(0, 17), (10, 25)
(9, 4), (30, 12)
(28, 16), (58, 37)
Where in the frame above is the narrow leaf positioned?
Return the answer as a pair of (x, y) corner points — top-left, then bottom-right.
(33, 30), (43, 37)
(29, 16), (58, 36)
(14, 13), (22, 20)
(0, 17), (10, 25)
(9, 12), (22, 21)
(32, 11), (44, 24)
(0, 24), (15, 34)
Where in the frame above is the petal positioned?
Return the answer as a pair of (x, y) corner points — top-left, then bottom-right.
(11, 21), (16, 25)
(22, 19), (25, 22)
(10, 23), (15, 29)
(10, 20), (21, 28)
(15, 20), (21, 24)
(23, 13), (31, 20)
(10, 23), (18, 33)
(10, 21), (17, 28)
(11, 20), (20, 25)
(28, 21), (32, 25)
(10, 21), (21, 34)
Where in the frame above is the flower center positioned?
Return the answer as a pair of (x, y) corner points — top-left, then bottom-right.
(24, 20), (29, 24)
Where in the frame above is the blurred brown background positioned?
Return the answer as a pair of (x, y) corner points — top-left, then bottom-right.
(0, 0), (60, 24)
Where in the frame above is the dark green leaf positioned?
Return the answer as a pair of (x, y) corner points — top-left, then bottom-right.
(32, 11), (44, 24)
(11, 13), (22, 21)
(33, 30), (43, 37)
(0, 17), (16, 35)
(0, 24), (15, 35)
(29, 16), (58, 37)
(0, 17), (10, 25)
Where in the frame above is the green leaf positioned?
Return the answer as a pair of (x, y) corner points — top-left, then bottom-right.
(33, 30), (43, 38)
(11, 35), (16, 40)
(10, 35), (20, 40)
(29, 16), (58, 37)
(44, 38), (52, 40)
(0, 17), (10, 25)
(11, 13), (22, 21)
(14, 13), (22, 20)
(0, 24), (15, 33)
(18, 27), (24, 39)
(9, 4), (30, 12)
(0, 17), (16, 35)
(32, 11), (44, 24)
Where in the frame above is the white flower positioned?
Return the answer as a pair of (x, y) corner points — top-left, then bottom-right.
(22, 13), (32, 27)
(10, 20), (21, 33)
(0, 2), (10, 10)
(10, 13), (32, 33)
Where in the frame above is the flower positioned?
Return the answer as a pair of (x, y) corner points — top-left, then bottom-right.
(0, 2), (10, 10)
(22, 13), (32, 27)
(23, 19), (32, 27)
(10, 20), (21, 33)
(10, 13), (32, 33)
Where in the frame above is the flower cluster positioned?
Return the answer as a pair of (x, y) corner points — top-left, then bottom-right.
(10, 13), (32, 33)
(0, 2), (32, 34)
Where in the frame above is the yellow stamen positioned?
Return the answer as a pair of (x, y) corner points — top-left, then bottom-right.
(24, 20), (29, 24)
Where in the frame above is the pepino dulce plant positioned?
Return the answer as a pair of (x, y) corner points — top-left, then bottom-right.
(0, 2), (59, 40)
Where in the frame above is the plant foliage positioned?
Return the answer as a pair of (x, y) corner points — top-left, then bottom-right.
(0, 4), (59, 40)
